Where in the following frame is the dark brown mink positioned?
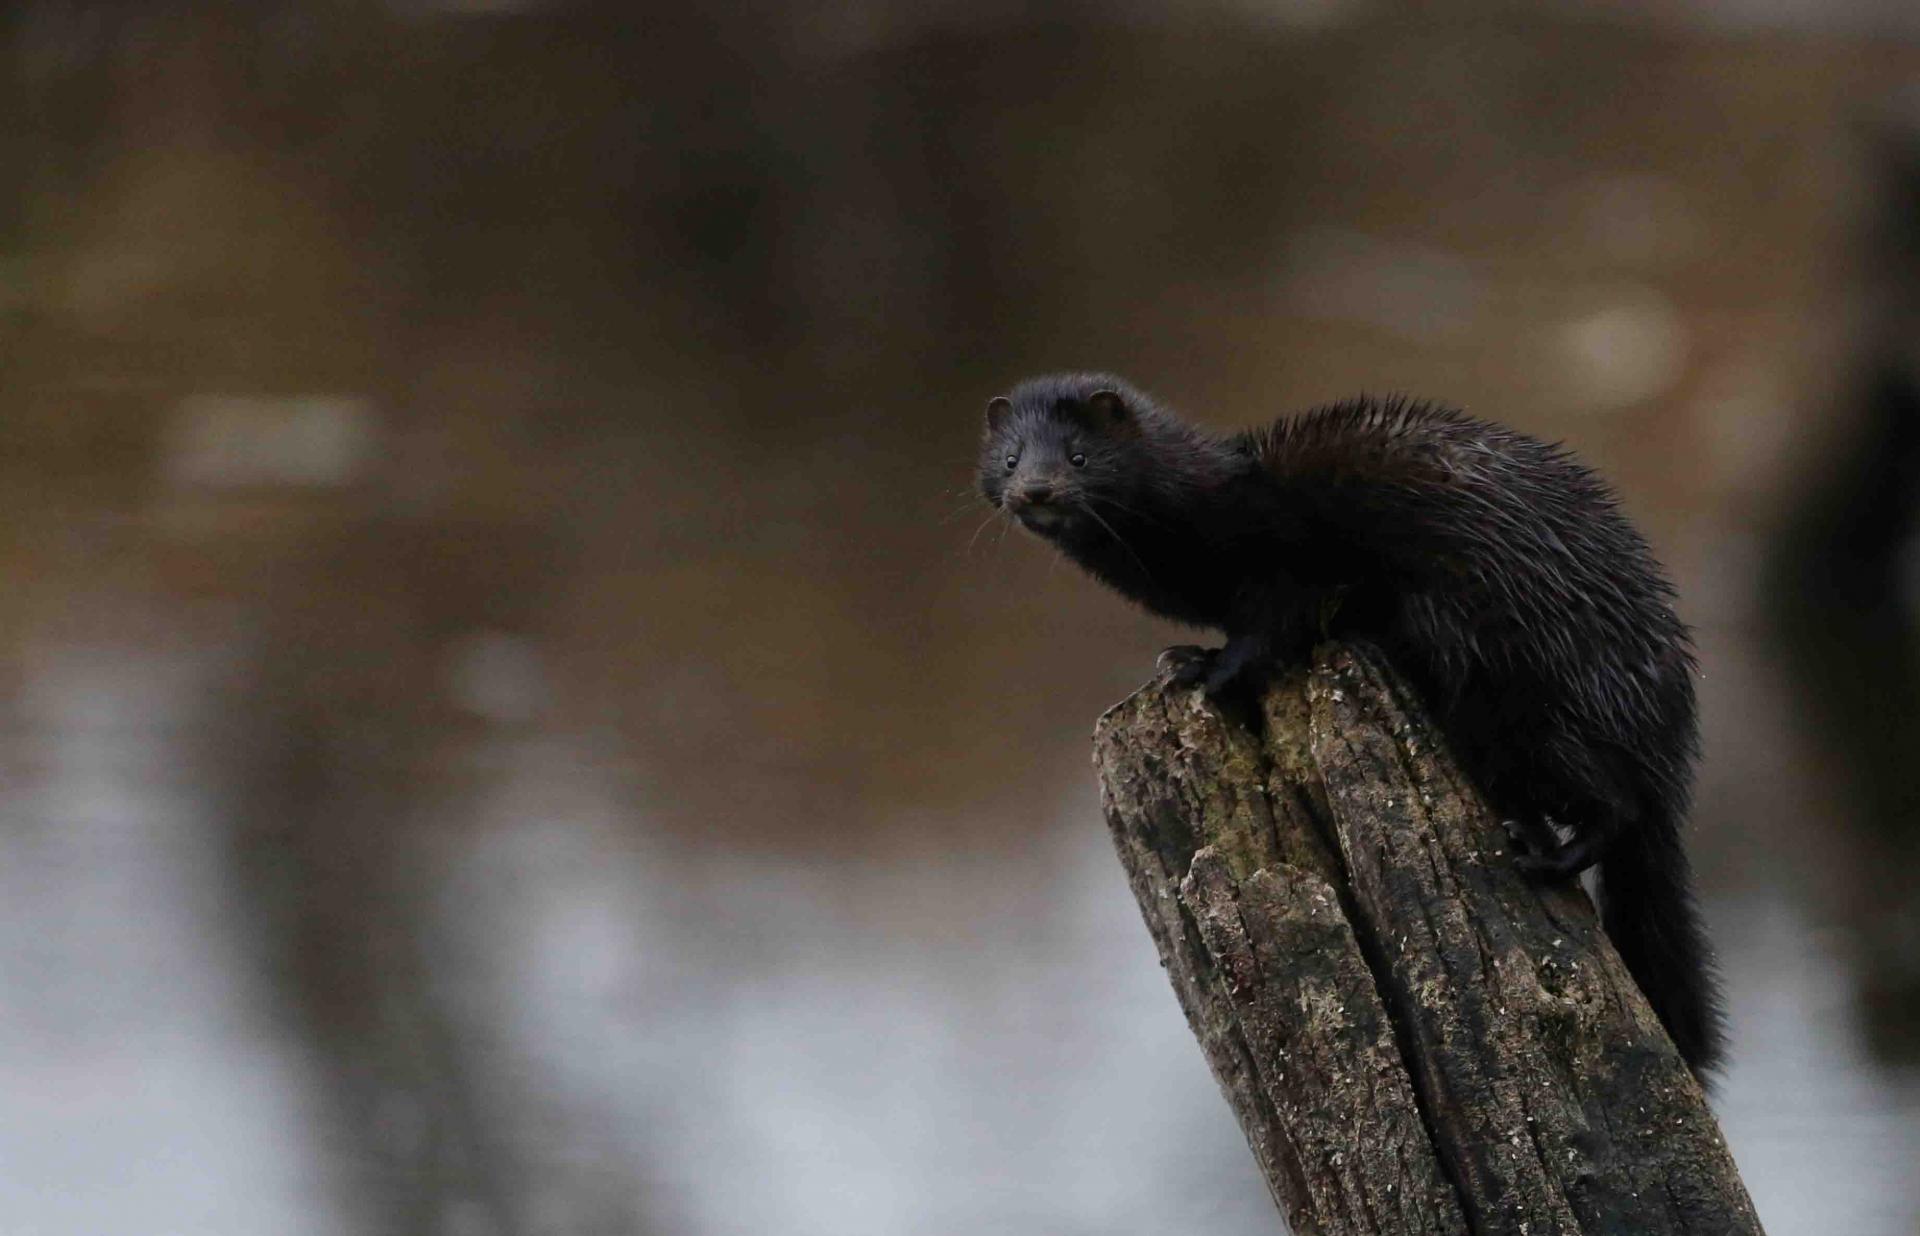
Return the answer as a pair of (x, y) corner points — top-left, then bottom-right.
(976, 371), (1723, 1076)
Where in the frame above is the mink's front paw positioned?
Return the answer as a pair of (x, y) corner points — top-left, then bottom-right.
(1200, 654), (1260, 699)
(1158, 645), (1216, 688)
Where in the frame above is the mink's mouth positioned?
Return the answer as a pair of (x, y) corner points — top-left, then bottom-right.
(1013, 503), (1072, 533)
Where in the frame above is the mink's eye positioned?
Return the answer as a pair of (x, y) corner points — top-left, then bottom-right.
(1004, 454), (1018, 471)
(1070, 452), (1087, 468)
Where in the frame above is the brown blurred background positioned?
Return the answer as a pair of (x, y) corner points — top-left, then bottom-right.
(4, 2), (1920, 1233)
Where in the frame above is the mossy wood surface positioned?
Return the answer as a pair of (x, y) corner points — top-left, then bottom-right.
(1093, 642), (1762, 1236)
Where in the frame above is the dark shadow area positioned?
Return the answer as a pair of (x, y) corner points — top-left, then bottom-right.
(1767, 109), (1920, 1068)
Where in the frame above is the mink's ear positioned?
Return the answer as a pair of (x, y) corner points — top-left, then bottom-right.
(986, 396), (1012, 432)
(1084, 388), (1130, 430)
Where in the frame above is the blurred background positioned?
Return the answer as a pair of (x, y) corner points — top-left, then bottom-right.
(3, 1), (1920, 1233)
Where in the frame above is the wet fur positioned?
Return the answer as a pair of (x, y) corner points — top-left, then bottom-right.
(978, 372), (1725, 1075)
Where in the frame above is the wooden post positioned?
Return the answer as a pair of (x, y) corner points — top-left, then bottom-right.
(1094, 641), (1763, 1235)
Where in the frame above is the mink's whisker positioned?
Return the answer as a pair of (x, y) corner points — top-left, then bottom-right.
(965, 511), (1000, 555)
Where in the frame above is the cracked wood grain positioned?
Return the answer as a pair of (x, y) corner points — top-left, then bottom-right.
(1093, 642), (1762, 1236)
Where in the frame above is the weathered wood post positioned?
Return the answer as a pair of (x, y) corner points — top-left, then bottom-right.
(1094, 641), (1762, 1235)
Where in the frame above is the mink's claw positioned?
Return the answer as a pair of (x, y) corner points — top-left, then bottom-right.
(1503, 815), (1559, 854)
(1513, 833), (1603, 880)
(1158, 645), (1216, 688)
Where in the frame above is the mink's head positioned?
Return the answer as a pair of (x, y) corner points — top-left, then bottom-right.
(976, 373), (1162, 540)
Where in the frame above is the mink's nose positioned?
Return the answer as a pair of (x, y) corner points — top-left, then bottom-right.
(1018, 482), (1053, 506)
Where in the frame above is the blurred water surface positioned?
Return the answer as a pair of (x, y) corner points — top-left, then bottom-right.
(3, 4), (1920, 1234)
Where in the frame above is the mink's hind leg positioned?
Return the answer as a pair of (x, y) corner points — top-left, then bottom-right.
(1513, 822), (1616, 878)
(1492, 726), (1637, 879)
(1502, 815), (1566, 861)
(1512, 789), (1629, 879)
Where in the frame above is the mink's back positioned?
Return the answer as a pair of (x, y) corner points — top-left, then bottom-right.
(1239, 395), (1698, 814)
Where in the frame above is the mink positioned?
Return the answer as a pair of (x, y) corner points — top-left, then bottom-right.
(976, 371), (1724, 1075)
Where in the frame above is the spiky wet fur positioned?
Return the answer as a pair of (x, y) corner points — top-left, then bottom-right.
(978, 372), (1725, 1075)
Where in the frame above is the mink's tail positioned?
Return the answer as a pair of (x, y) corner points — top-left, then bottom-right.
(1600, 810), (1726, 1079)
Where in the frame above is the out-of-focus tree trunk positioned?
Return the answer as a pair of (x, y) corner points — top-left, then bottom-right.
(1094, 642), (1763, 1235)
